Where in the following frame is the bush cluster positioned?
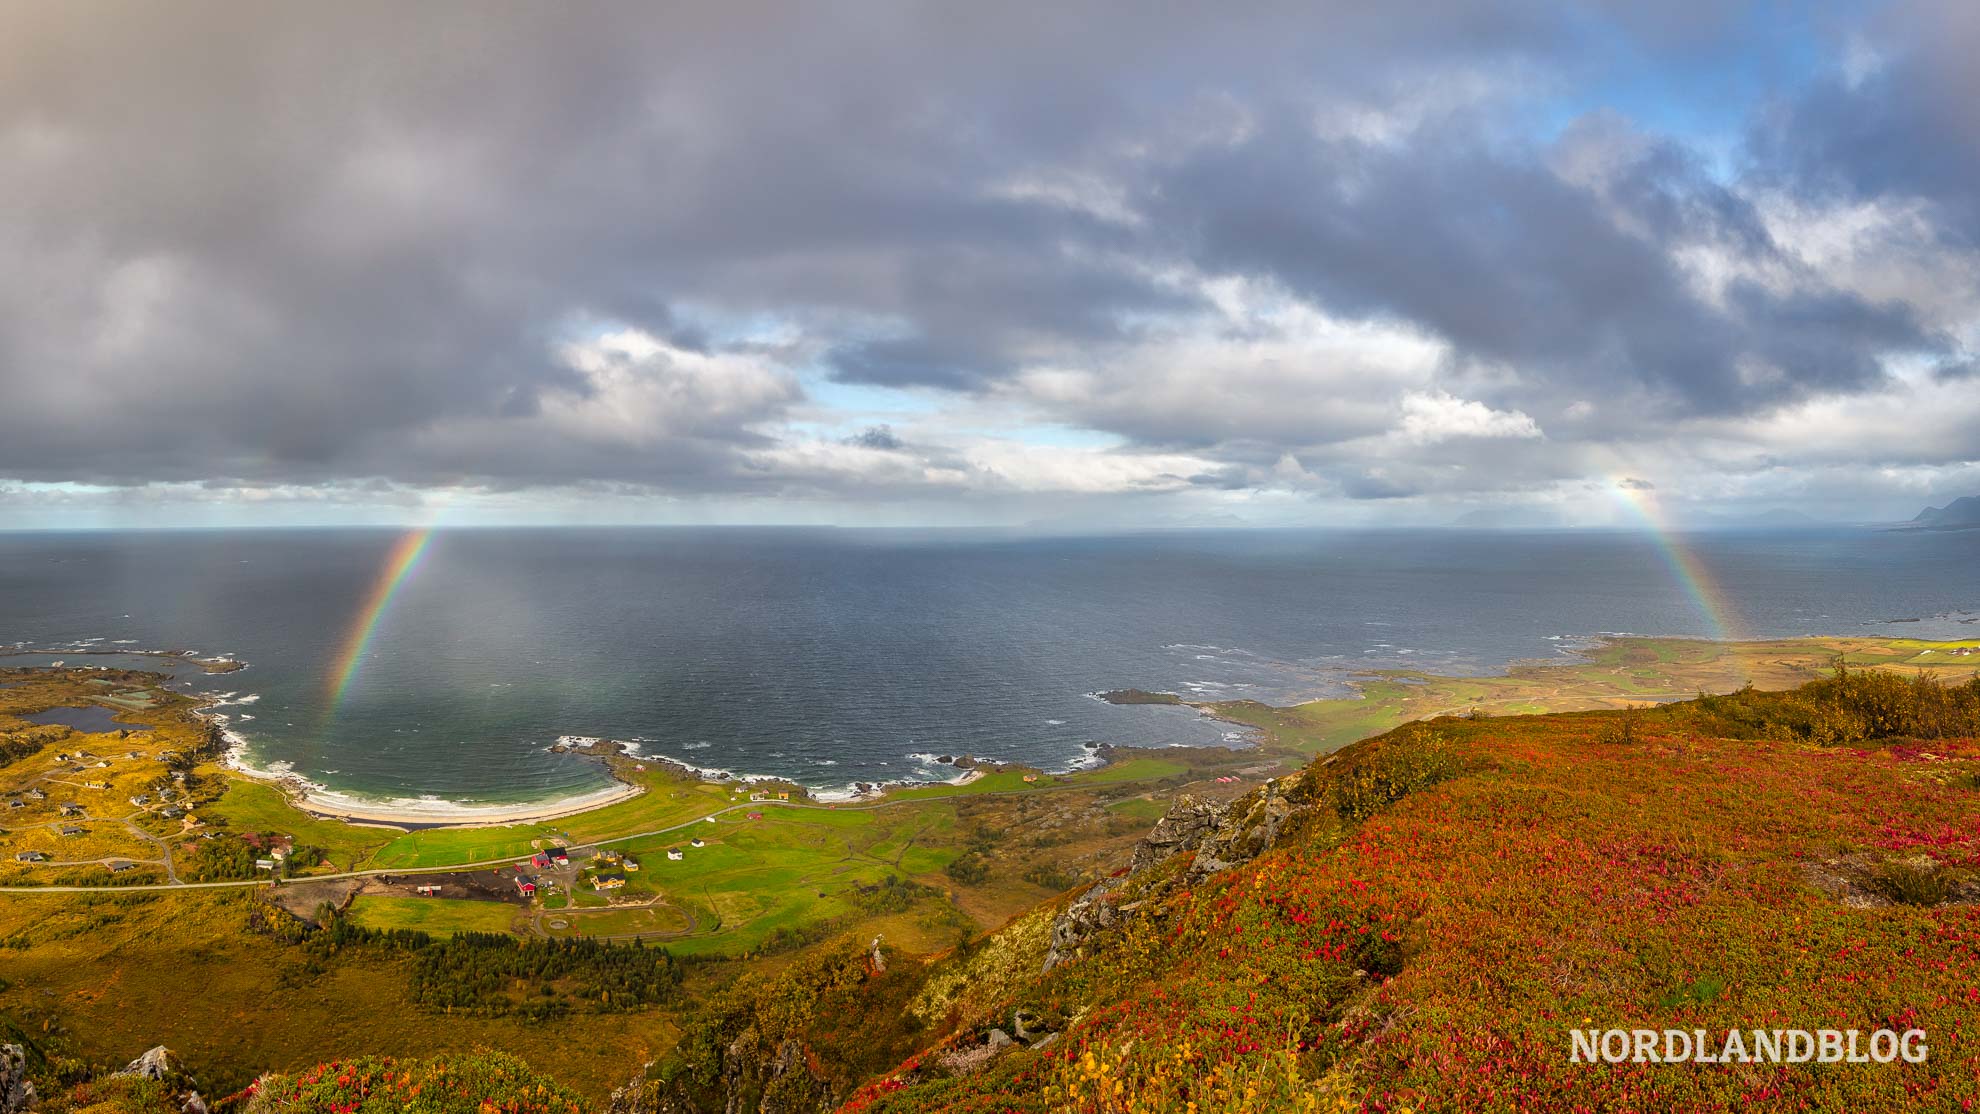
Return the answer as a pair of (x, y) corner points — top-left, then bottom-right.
(1694, 663), (1980, 745)
(249, 904), (681, 1018)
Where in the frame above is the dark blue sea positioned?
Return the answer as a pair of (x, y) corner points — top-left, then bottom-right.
(1, 527), (1974, 809)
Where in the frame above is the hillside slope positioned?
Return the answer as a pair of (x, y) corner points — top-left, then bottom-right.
(833, 672), (1980, 1112)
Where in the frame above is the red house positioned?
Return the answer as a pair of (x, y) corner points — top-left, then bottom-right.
(516, 877), (537, 897)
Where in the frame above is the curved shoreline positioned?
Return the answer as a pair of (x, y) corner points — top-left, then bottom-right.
(210, 719), (650, 831)
(288, 779), (645, 830)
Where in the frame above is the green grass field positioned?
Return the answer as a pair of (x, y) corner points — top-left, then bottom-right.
(1104, 796), (1169, 822)
(543, 904), (691, 938)
(210, 781), (396, 869)
(345, 895), (525, 936)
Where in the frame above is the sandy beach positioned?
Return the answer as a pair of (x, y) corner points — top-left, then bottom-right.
(290, 779), (645, 829)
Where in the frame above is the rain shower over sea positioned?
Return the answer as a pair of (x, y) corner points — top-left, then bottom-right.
(2, 526), (1975, 817)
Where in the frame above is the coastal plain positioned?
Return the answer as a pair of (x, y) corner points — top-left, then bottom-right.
(2, 633), (1978, 1099)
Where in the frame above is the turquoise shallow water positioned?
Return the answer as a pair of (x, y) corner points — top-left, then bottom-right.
(1, 527), (1974, 807)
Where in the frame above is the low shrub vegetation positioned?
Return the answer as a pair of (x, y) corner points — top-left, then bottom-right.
(242, 1052), (585, 1114)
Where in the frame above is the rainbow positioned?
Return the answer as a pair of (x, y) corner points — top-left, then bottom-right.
(325, 528), (435, 704)
(1608, 479), (1742, 642)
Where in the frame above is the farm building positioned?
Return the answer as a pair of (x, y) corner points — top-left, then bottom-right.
(14, 851), (47, 863)
(666, 847), (684, 861)
(515, 877), (537, 897)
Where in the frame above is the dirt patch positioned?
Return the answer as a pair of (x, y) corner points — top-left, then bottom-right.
(1803, 854), (1980, 908)
(267, 877), (367, 921)
(363, 867), (534, 905)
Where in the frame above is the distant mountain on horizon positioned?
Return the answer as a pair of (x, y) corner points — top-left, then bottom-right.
(1449, 506), (1834, 530)
(1907, 495), (1980, 530)
(1687, 507), (1832, 530)
(1449, 506), (1576, 529)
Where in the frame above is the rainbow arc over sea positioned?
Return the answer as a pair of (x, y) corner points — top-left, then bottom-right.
(1607, 478), (1742, 642)
(325, 527), (436, 705)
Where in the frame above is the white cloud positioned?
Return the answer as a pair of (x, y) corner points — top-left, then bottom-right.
(545, 328), (801, 445)
(1396, 391), (1542, 443)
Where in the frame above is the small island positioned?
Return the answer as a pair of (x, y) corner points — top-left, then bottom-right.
(1094, 688), (1185, 705)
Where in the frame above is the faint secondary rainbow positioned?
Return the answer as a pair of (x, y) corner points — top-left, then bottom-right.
(1608, 479), (1742, 642)
(325, 528), (435, 705)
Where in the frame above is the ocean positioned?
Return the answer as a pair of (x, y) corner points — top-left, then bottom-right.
(1, 527), (1974, 810)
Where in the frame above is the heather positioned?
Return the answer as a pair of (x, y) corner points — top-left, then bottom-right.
(850, 675), (1980, 1111)
(238, 1053), (586, 1114)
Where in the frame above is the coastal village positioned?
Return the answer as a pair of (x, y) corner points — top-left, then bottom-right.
(0, 654), (1231, 952)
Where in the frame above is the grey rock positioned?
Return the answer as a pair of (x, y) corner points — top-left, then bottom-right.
(1043, 775), (1309, 974)
(1127, 795), (1224, 874)
(117, 1046), (185, 1082)
(1, 1044), (36, 1114)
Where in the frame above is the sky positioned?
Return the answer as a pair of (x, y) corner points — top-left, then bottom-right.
(2, 0), (1977, 530)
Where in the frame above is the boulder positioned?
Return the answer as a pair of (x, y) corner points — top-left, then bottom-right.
(118, 1046), (186, 1082)
(1127, 795), (1224, 874)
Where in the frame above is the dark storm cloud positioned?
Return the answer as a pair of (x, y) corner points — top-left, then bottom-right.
(1140, 113), (1943, 422)
(0, 0), (1962, 506)
(846, 426), (905, 451)
(1751, 0), (1980, 235)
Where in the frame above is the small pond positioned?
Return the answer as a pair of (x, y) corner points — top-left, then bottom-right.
(20, 706), (150, 734)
